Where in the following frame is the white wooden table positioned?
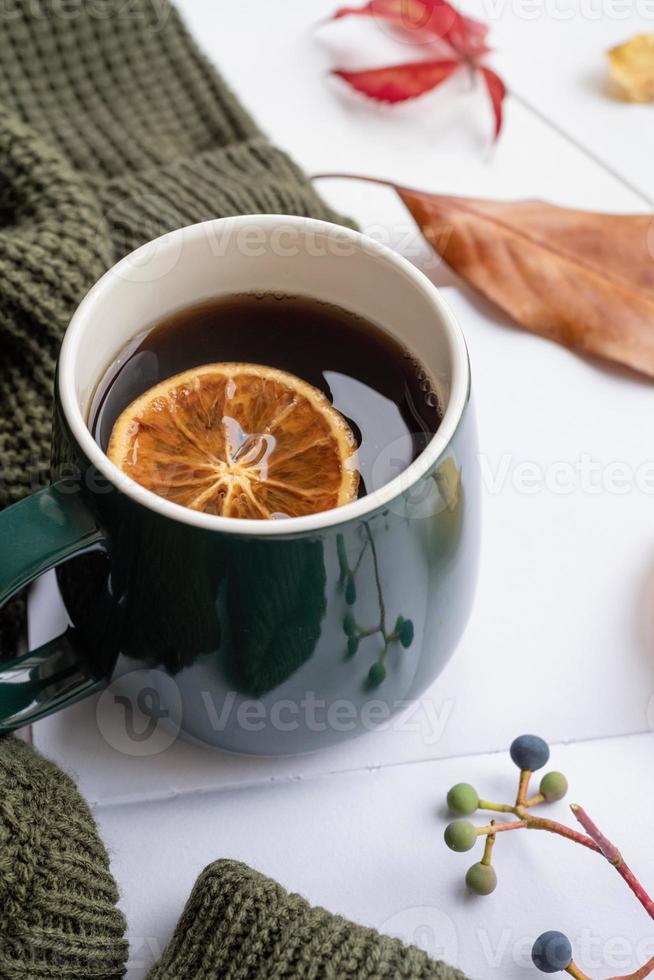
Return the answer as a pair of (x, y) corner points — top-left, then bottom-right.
(29, 2), (654, 976)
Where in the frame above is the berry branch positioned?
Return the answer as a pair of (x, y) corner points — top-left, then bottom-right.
(443, 735), (654, 978)
(337, 527), (414, 688)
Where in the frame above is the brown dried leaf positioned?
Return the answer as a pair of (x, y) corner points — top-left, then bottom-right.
(608, 34), (654, 102)
(395, 187), (654, 377)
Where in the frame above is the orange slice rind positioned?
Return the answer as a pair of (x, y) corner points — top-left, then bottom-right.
(107, 363), (359, 520)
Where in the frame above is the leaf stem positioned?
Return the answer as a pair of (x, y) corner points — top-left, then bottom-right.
(313, 172), (396, 189)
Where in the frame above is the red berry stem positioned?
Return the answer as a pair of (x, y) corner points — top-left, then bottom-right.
(571, 804), (620, 860)
(566, 944), (654, 979)
(476, 814), (600, 850)
(516, 769), (531, 806)
(523, 815), (600, 853)
(571, 805), (654, 922)
(477, 799), (516, 813)
(610, 952), (654, 979)
(566, 963), (591, 980)
(481, 821), (496, 866)
(476, 819), (528, 835)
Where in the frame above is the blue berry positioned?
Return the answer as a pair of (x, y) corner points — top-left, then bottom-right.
(396, 616), (414, 649)
(345, 575), (356, 605)
(532, 931), (573, 973)
(510, 734), (550, 772)
(367, 662), (386, 688)
(465, 862), (497, 895)
(444, 820), (477, 852)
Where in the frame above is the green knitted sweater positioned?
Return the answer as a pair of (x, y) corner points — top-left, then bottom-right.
(0, 735), (469, 980)
(0, 12), (468, 977)
(0, 0), (345, 657)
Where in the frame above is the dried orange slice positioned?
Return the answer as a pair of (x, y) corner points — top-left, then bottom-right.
(107, 363), (359, 519)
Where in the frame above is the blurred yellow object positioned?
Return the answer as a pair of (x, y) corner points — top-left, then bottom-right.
(608, 34), (654, 102)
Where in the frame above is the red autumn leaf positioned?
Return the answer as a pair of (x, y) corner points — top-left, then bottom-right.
(457, 13), (491, 54)
(332, 59), (460, 103)
(332, 0), (489, 59)
(332, 0), (457, 37)
(438, 8), (490, 59)
(479, 66), (505, 140)
(325, 0), (506, 137)
(314, 175), (654, 377)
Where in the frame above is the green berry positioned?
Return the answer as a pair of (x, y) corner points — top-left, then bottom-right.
(345, 575), (356, 605)
(539, 771), (568, 803)
(347, 635), (359, 658)
(367, 662), (386, 688)
(343, 612), (356, 637)
(447, 783), (479, 817)
(444, 820), (477, 852)
(465, 862), (497, 895)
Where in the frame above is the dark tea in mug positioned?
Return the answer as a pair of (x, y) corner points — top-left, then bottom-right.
(90, 293), (442, 517)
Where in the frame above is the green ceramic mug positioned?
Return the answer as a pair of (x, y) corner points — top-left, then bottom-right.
(0, 216), (479, 754)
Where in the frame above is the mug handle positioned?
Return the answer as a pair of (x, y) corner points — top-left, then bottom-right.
(0, 483), (110, 732)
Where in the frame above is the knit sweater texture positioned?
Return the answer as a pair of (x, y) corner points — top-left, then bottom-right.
(0, 0), (345, 657)
(0, 10), (468, 978)
(147, 860), (469, 980)
(0, 735), (469, 980)
(0, 735), (128, 979)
